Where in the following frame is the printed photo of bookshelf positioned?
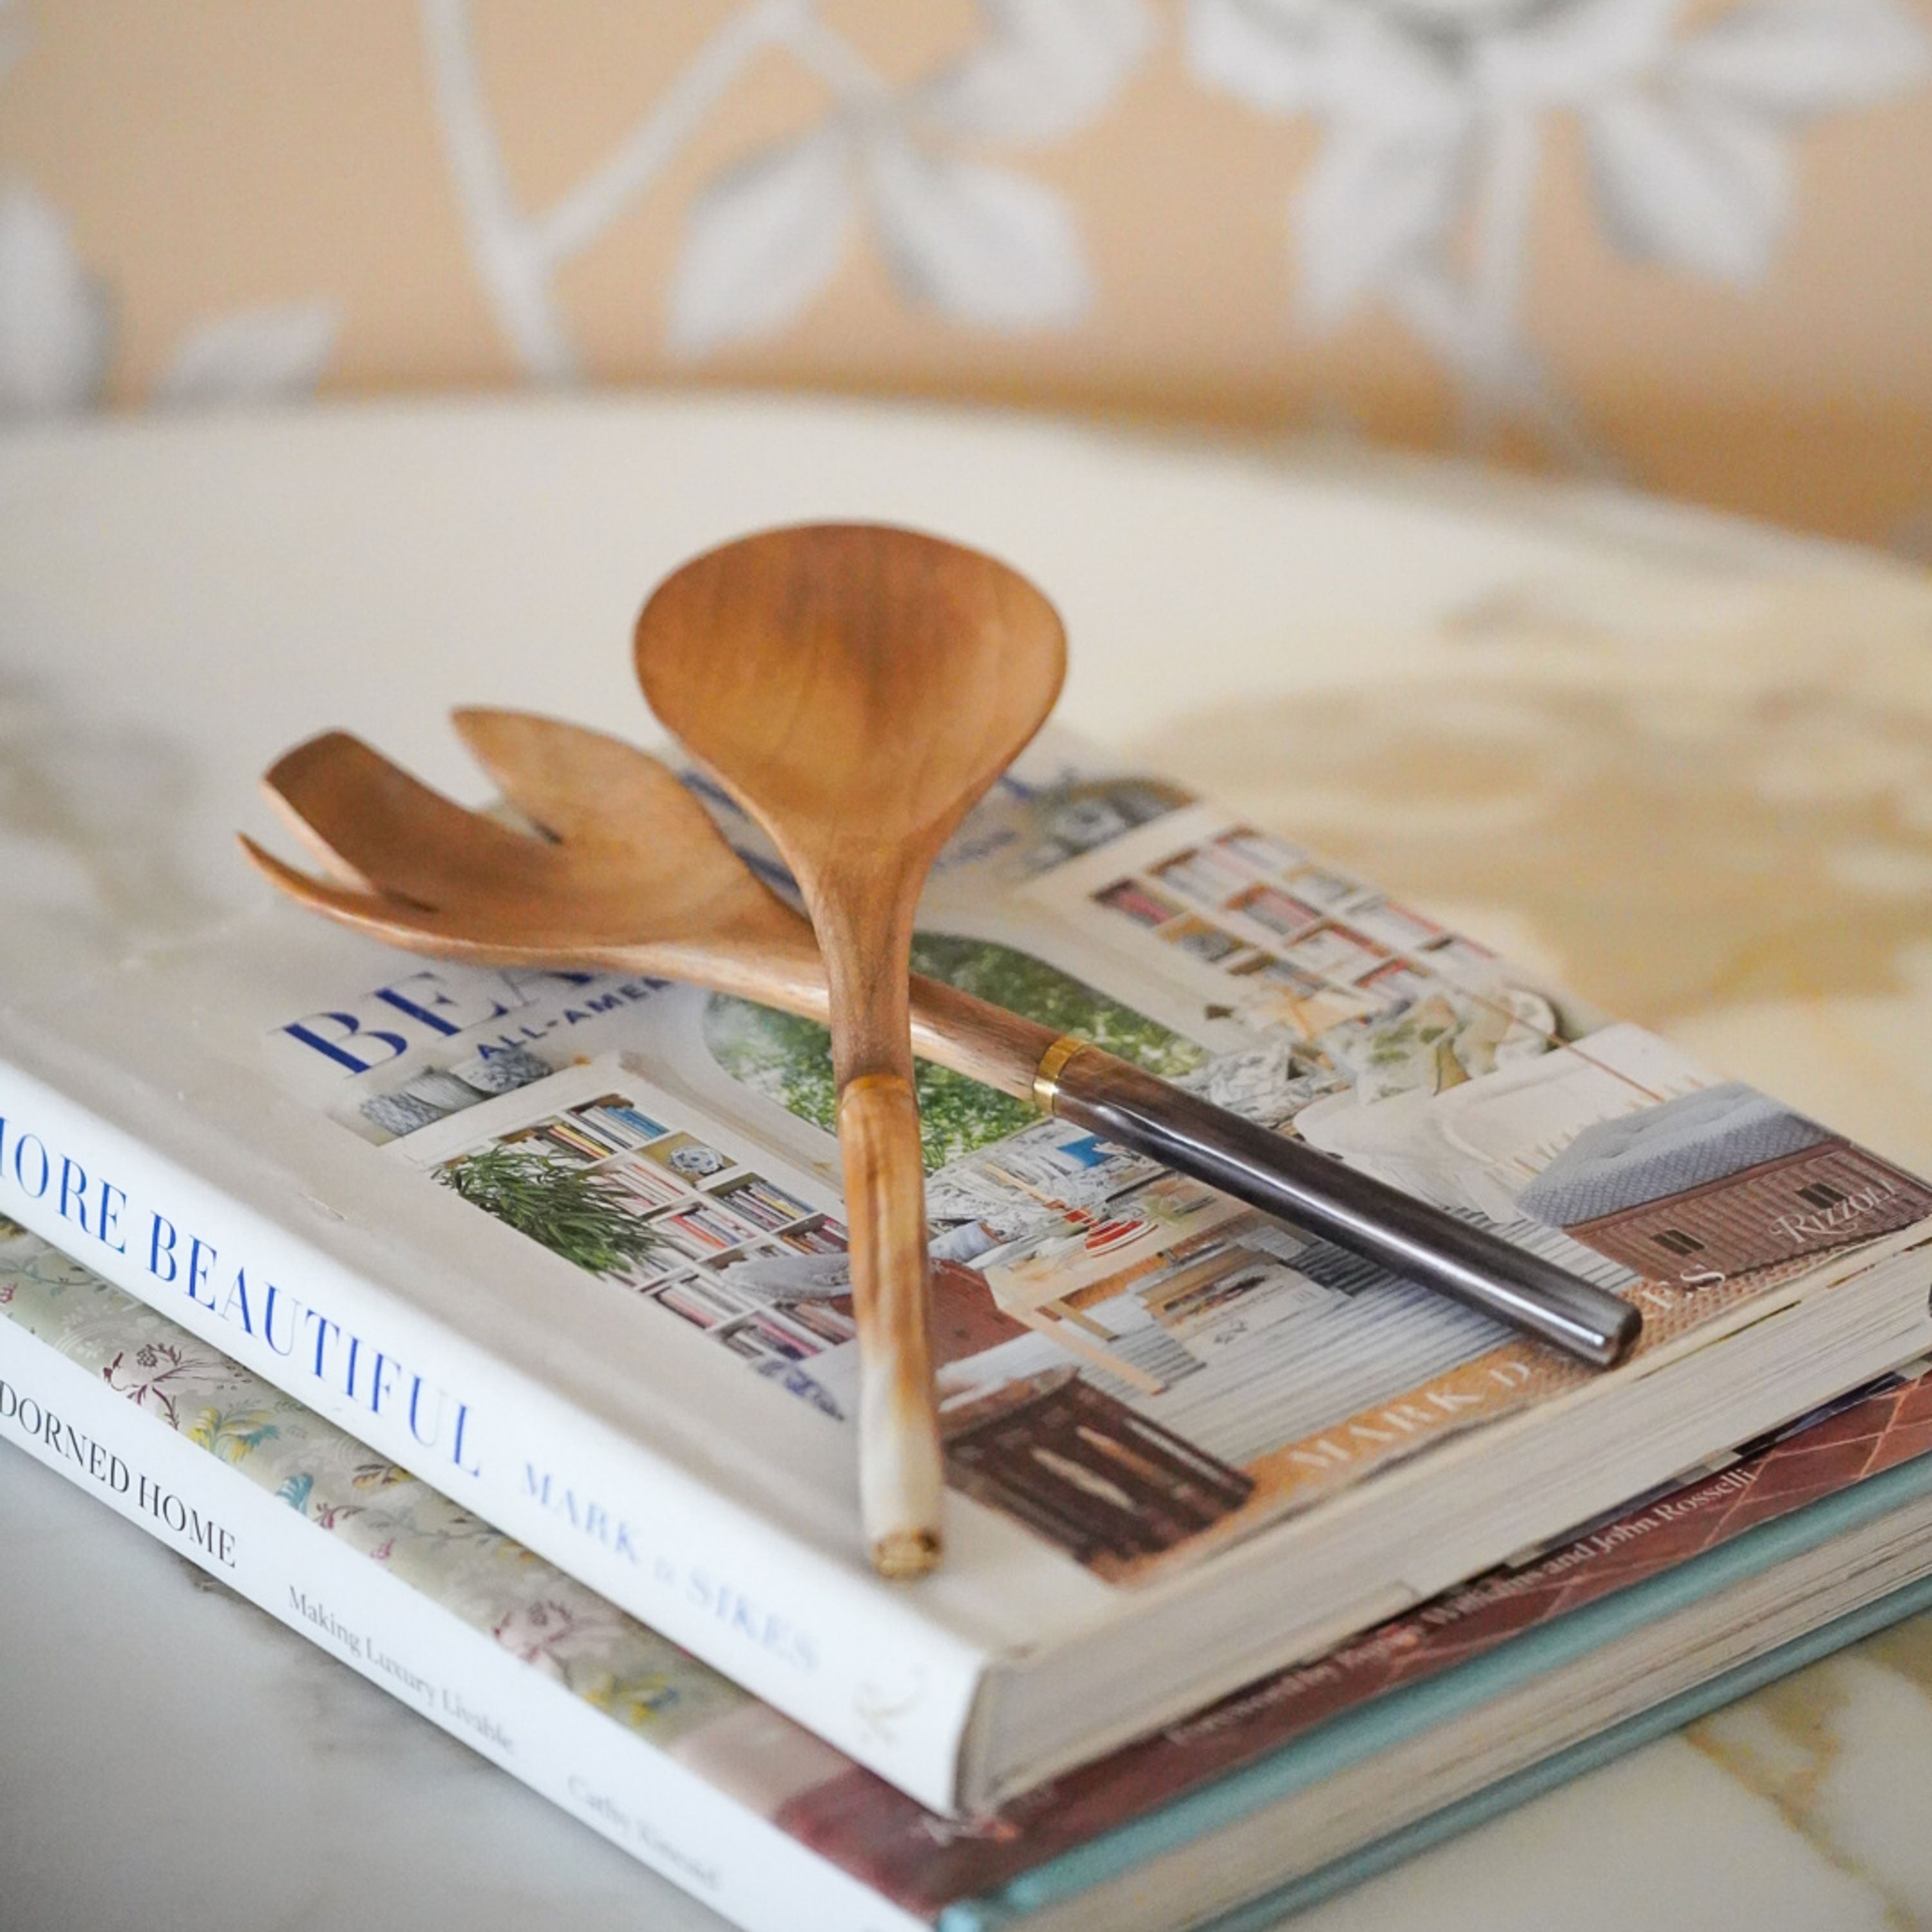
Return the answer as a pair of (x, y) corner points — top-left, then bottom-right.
(327, 866), (1689, 1580)
(1063, 813), (1548, 1060)
(494, 1095), (672, 1167)
(381, 1059), (860, 1388)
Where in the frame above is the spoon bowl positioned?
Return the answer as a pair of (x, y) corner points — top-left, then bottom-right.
(633, 524), (1066, 875)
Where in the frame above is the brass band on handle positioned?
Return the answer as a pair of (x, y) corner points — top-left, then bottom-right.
(1031, 1034), (1093, 1112)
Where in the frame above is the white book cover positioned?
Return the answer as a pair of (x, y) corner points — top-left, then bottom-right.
(3, 727), (1930, 1814)
(9, 1222), (1932, 1932)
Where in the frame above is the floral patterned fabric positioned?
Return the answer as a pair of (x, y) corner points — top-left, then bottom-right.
(0, 2), (1928, 547)
(0, 1217), (755, 1749)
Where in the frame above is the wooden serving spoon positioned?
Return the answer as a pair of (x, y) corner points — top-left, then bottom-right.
(632, 525), (1068, 1578)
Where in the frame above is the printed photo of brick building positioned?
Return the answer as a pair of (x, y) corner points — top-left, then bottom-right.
(1515, 1082), (1932, 1285)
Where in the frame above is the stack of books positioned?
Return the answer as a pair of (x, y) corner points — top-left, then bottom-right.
(3, 728), (1930, 1930)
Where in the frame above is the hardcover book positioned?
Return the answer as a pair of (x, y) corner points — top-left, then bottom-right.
(6, 1222), (1932, 1932)
(1, 728), (1929, 1813)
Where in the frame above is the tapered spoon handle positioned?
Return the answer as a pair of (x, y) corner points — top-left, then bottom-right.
(806, 873), (950, 1578)
(837, 1074), (945, 1576)
(1037, 1042), (1641, 1368)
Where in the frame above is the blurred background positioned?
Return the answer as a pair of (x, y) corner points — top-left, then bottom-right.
(1, 0), (1929, 552)
(6, 18), (1932, 1922)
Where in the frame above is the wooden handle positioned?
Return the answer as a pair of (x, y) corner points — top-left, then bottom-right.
(905, 972), (1059, 1102)
(1044, 1043), (1642, 1367)
(773, 972), (1634, 1363)
(837, 1072), (945, 1577)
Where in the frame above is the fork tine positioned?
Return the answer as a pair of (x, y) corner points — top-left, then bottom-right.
(450, 708), (725, 851)
(260, 743), (379, 891)
(263, 730), (550, 907)
(237, 833), (524, 961)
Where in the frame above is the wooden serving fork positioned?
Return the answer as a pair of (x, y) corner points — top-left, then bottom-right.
(242, 713), (1640, 1394)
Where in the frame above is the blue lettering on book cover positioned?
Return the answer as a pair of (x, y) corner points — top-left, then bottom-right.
(278, 967), (609, 1076)
(0, 1112), (480, 1481)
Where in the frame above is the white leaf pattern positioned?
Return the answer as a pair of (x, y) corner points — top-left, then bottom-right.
(1318, 10), (1467, 122)
(1674, 0), (1932, 119)
(666, 131), (855, 357)
(424, 1), (1137, 372)
(1187, 0), (1929, 455)
(1479, 0), (1680, 104)
(0, 0), (1922, 433)
(864, 136), (1089, 328)
(1186, 0), (1334, 115)
(1585, 91), (1788, 285)
(1296, 117), (1466, 327)
(915, 0), (1155, 144)
(156, 301), (339, 406)
(0, 180), (112, 417)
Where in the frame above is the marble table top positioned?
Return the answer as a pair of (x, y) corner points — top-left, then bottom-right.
(2, 394), (1929, 1931)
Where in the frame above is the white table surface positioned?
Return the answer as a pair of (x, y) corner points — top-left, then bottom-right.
(3, 393), (1931, 1932)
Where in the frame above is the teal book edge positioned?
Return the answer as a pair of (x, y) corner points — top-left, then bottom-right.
(947, 1446), (1932, 1929)
(1197, 1569), (1932, 1932)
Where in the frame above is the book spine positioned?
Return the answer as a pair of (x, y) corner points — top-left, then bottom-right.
(0, 1307), (929, 1932)
(0, 1055), (989, 1814)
